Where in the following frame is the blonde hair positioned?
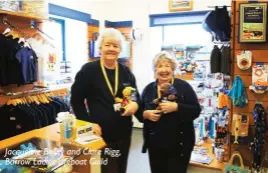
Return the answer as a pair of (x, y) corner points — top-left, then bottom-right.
(153, 51), (177, 72)
(96, 28), (125, 52)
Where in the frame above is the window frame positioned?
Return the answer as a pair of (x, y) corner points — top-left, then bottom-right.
(49, 17), (66, 61)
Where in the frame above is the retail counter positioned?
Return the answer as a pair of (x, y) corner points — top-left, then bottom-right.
(0, 120), (106, 173)
(190, 142), (224, 170)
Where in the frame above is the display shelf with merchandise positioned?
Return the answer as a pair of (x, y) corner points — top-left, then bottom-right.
(190, 142), (225, 170)
(0, 10), (51, 23)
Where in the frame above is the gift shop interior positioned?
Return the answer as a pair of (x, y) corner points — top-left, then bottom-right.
(0, 0), (268, 173)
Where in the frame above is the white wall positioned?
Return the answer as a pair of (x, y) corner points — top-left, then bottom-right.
(111, 0), (232, 92)
(47, 0), (113, 78)
(109, 0), (231, 128)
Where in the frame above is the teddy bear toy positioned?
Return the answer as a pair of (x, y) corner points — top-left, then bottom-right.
(115, 87), (137, 113)
(153, 83), (177, 111)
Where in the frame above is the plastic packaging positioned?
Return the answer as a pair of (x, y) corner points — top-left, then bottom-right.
(56, 112), (76, 141)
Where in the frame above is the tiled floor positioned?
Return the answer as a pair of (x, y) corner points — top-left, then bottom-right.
(127, 128), (221, 173)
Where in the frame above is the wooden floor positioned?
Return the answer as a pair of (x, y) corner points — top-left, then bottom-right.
(127, 128), (221, 173)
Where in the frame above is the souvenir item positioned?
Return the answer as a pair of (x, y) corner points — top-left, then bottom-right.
(153, 82), (177, 111)
(223, 151), (249, 173)
(115, 87), (137, 113)
(236, 50), (252, 70)
(249, 65), (268, 94)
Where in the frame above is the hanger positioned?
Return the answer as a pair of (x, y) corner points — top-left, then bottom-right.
(40, 94), (49, 103)
(3, 28), (11, 35)
(24, 42), (31, 49)
(18, 37), (25, 44)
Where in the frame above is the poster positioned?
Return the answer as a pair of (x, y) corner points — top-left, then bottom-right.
(168, 0), (193, 12)
(239, 3), (267, 43)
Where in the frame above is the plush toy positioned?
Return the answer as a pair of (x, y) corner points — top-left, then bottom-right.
(115, 87), (137, 113)
(153, 83), (177, 111)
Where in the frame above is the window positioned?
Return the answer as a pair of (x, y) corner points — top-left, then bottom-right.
(43, 17), (66, 61)
(163, 24), (212, 48)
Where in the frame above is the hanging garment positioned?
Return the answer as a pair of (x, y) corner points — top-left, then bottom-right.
(250, 104), (266, 172)
(0, 96), (69, 140)
(220, 45), (230, 75)
(228, 75), (248, 108)
(203, 6), (231, 41)
(210, 45), (221, 73)
(0, 34), (38, 85)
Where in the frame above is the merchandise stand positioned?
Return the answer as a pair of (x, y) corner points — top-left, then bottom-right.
(229, 0), (268, 169)
(0, 10), (69, 107)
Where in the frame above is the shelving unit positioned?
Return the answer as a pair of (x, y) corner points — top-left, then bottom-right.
(0, 10), (51, 22)
(190, 142), (225, 170)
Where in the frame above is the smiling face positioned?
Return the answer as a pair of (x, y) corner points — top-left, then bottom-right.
(155, 58), (174, 83)
(101, 37), (121, 61)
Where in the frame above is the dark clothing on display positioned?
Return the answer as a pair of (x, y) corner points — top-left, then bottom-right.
(0, 34), (38, 85)
(210, 45), (221, 73)
(16, 47), (38, 83)
(203, 6), (231, 42)
(220, 45), (230, 75)
(210, 45), (230, 74)
(141, 78), (201, 173)
(71, 60), (142, 143)
(101, 137), (131, 173)
(0, 98), (69, 140)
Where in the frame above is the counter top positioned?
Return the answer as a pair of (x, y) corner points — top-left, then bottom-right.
(0, 120), (106, 173)
(190, 142), (224, 170)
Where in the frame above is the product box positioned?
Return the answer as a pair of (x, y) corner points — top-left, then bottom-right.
(0, 0), (19, 12)
(19, 0), (48, 18)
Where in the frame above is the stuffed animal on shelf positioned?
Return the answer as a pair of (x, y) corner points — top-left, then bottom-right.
(153, 83), (177, 111)
(115, 87), (137, 113)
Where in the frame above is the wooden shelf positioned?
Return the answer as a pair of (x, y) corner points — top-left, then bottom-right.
(190, 142), (225, 170)
(0, 10), (51, 22)
(175, 74), (194, 81)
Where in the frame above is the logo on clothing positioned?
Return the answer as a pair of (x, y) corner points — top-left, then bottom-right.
(30, 56), (34, 59)
(16, 124), (22, 129)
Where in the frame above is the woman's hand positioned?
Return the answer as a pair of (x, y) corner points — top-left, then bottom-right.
(143, 110), (162, 122)
(122, 102), (139, 116)
(92, 123), (102, 136)
(159, 101), (178, 114)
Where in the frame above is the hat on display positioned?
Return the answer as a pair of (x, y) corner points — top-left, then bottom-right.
(236, 50), (252, 70)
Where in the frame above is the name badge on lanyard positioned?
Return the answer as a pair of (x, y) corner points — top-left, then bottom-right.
(100, 59), (119, 112)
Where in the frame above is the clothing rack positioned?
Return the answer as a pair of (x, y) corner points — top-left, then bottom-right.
(0, 88), (68, 106)
(30, 21), (54, 41)
(207, 6), (231, 8)
(2, 17), (30, 39)
(2, 17), (55, 47)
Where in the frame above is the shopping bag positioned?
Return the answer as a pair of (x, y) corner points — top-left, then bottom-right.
(223, 151), (250, 173)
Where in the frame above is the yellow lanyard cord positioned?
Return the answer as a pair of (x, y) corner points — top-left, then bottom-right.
(100, 59), (119, 98)
(157, 77), (174, 98)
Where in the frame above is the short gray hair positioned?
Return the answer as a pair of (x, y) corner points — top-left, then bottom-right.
(96, 28), (125, 53)
(153, 51), (177, 72)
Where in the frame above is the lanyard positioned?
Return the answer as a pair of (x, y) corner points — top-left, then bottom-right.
(157, 78), (174, 98)
(100, 59), (119, 98)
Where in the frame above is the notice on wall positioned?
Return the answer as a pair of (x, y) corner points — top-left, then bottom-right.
(239, 3), (267, 43)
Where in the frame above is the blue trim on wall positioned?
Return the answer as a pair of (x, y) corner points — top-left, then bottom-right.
(90, 19), (100, 26)
(105, 20), (114, 27)
(49, 3), (91, 24)
(105, 20), (133, 27)
(150, 10), (211, 27)
(50, 17), (66, 61)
